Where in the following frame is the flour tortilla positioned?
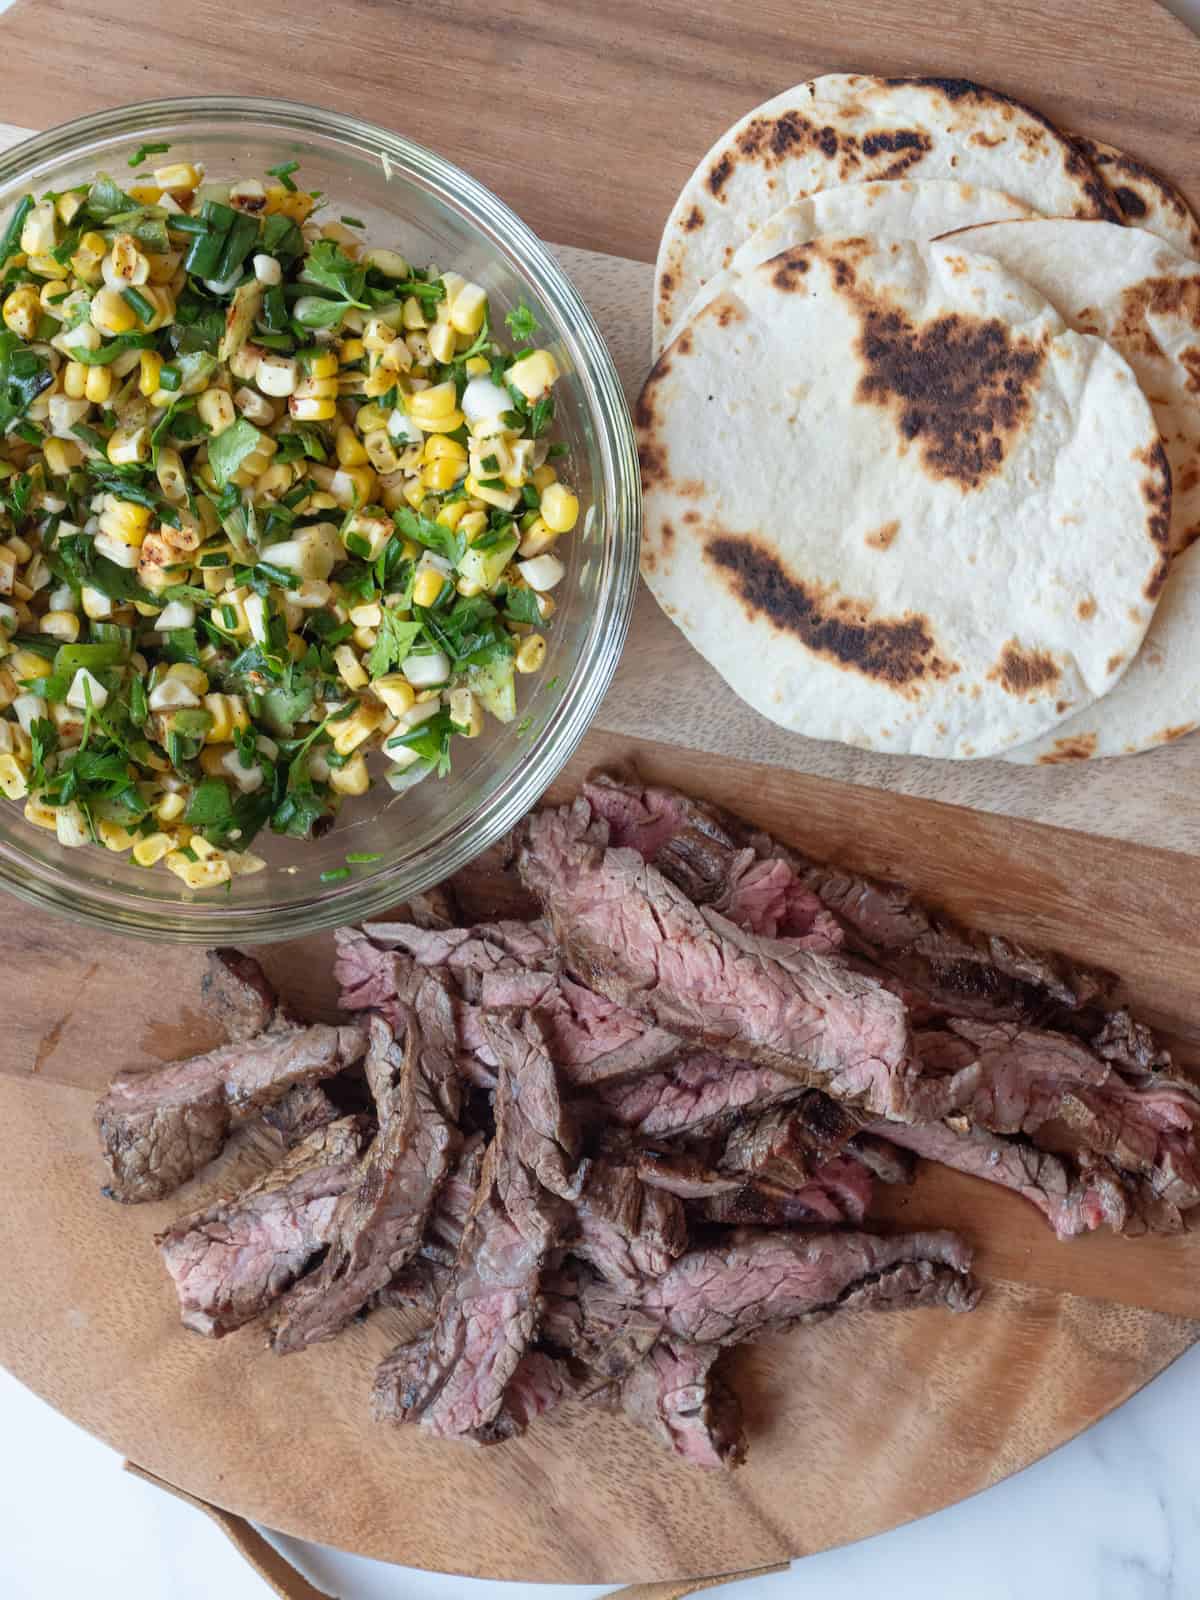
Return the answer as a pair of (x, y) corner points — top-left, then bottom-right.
(948, 220), (1200, 761)
(654, 75), (1115, 353)
(1073, 136), (1200, 259)
(673, 179), (1036, 334)
(637, 236), (1169, 760)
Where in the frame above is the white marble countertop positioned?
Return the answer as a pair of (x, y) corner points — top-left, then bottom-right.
(6, 0), (1200, 1591)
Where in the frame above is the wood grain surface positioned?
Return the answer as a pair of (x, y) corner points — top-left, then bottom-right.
(3, 728), (1200, 1582)
(3, 0), (1200, 1580)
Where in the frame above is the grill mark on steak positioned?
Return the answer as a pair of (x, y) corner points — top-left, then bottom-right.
(95, 1020), (368, 1204)
(157, 1116), (367, 1336)
(270, 994), (462, 1354)
(262, 1082), (340, 1146)
(518, 798), (915, 1116)
(373, 1011), (578, 1439)
(571, 1154), (688, 1290)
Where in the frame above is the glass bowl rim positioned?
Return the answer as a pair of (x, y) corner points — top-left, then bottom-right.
(0, 95), (640, 941)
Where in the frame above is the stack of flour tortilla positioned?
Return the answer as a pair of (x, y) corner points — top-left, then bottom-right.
(638, 75), (1200, 763)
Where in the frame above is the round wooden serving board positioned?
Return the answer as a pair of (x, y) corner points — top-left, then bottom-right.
(4, 0), (1200, 1581)
(4, 732), (1200, 1584)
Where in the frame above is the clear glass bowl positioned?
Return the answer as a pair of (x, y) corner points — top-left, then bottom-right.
(0, 98), (639, 941)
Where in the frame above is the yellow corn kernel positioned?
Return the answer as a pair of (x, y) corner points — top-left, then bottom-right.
(335, 423), (368, 466)
(198, 745), (232, 777)
(39, 278), (71, 314)
(330, 464), (378, 508)
(203, 693), (250, 743)
(20, 200), (56, 257)
(43, 437), (81, 476)
(304, 350), (338, 380)
(329, 751), (370, 796)
(289, 395), (336, 422)
(458, 510), (488, 543)
(0, 753), (28, 801)
(166, 663), (210, 696)
(156, 447), (187, 502)
(518, 518), (557, 559)
(107, 424), (150, 466)
(70, 231), (108, 283)
(436, 500), (469, 533)
(401, 479), (425, 512)
(449, 282), (487, 337)
(84, 364), (113, 404)
(106, 233), (150, 288)
(423, 434), (468, 464)
(447, 688), (482, 740)
(62, 360), (87, 399)
(339, 337), (366, 366)
(333, 643), (368, 690)
(56, 192), (85, 226)
(39, 610), (81, 643)
(197, 387), (236, 434)
(2, 287), (40, 340)
(139, 350), (163, 396)
(127, 182), (162, 206)
(24, 793), (59, 830)
(401, 295), (427, 331)
(372, 675), (415, 717)
(96, 818), (135, 852)
(99, 498), (152, 546)
(407, 381), (458, 423)
(264, 186), (315, 222)
(28, 253), (69, 281)
(167, 851), (233, 891)
(464, 474), (520, 511)
(132, 831), (174, 866)
(507, 349), (560, 402)
(531, 463), (558, 492)
(138, 285), (175, 331)
(412, 567), (448, 608)
(154, 791), (187, 824)
(147, 248), (182, 286)
(90, 285), (138, 335)
(153, 162), (201, 192)
(427, 317), (457, 365)
(515, 632), (547, 673)
(422, 457), (461, 493)
(10, 648), (53, 683)
(331, 702), (385, 755)
(539, 482), (579, 534)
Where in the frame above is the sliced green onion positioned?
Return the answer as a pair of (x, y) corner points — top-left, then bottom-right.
(158, 363), (182, 391)
(320, 866), (350, 882)
(122, 286), (155, 323)
(128, 142), (170, 168)
(267, 160), (300, 192)
(346, 851), (382, 864)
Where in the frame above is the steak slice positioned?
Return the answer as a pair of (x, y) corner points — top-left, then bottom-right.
(200, 948), (278, 1041)
(864, 1116), (1129, 1239)
(262, 1083), (339, 1146)
(614, 1342), (746, 1470)
(157, 1116), (367, 1336)
(373, 1338), (577, 1443)
(271, 993), (461, 1354)
(373, 1011), (578, 1439)
(549, 1229), (977, 1375)
(596, 1052), (800, 1140)
(518, 799), (914, 1116)
(571, 1154), (688, 1288)
(96, 1021), (368, 1204)
(372, 1134), (488, 1310)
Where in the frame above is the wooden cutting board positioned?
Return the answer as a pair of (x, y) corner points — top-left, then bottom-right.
(5, 0), (1200, 1583)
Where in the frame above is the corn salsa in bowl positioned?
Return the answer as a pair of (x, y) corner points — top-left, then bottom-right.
(0, 144), (591, 893)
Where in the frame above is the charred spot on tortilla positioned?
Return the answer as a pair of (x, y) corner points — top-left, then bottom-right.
(638, 439), (670, 489)
(1180, 350), (1200, 395)
(708, 153), (734, 198)
(989, 641), (1060, 697)
(1076, 596), (1097, 621)
(714, 299), (744, 328)
(970, 132), (1004, 149)
(676, 329), (694, 356)
(704, 533), (956, 692)
(676, 479), (705, 499)
(682, 205), (705, 232)
(865, 520), (900, 550)
(1107, 653), (1126, 676)
(661, 522), (675, 552)
(1136, 439), (1172, 586)
(1112, 184), (1149, 220)
(682, 510), (700, 525)
(771, 250), (812, 290)
(1157, 723), (1196, 742)
(850, 298), (1047, 490)
(1036, 733), (1098, 763)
